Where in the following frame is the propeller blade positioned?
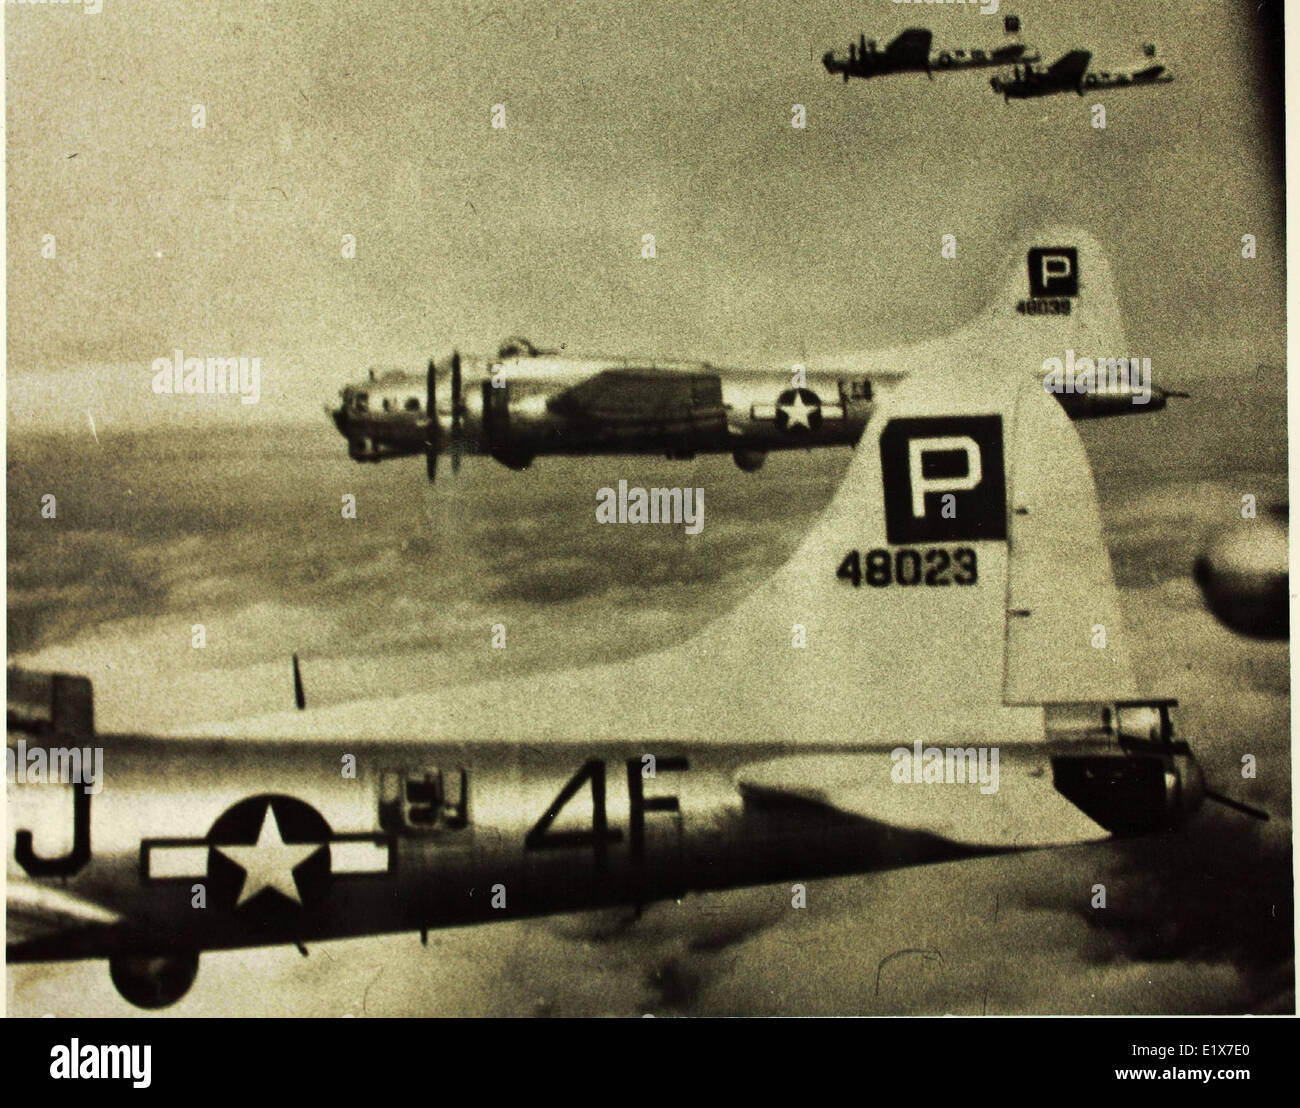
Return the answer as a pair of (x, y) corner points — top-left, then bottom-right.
(451, 349), (464, 475)
(425, 358), (439, 484)
(1205, 790), (1270, 821)
(291, 653), (306, 711)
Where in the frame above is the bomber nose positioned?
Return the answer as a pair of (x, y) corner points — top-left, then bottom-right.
(329, 390), (350, 436)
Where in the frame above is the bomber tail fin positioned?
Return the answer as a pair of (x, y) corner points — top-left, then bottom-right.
(824, 228), (1129, 385)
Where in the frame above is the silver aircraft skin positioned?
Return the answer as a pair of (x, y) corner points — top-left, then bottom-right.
(8, 229), (1249, 1011)
(990, 46), (1174, 101)
(6, 692), (1208, 1010)
(331, 342), (877, 479)
(329, 241), (1187, 484)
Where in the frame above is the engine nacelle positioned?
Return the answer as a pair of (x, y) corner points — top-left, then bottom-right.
(1194, 508), (1288, 639)
(109, 952), (199, 1009)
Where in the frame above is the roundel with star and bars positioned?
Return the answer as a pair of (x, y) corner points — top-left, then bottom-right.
(775, 387), (824, 432)
(204, 794), (334, 916)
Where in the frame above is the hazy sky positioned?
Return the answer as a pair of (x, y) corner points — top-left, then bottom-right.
(5, 0), (1285, 429)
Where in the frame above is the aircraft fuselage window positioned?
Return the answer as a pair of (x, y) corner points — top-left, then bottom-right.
(353, 392), (370, 413)
(379, 768), (470, 832)
(405, 397), (421, 412)
(405, 774), (442, 825)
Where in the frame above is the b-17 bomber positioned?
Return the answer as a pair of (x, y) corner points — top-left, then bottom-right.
(822, 23), (1038, 83)
(330, 237), (1185, 484)
(989, 44), (1174, 100)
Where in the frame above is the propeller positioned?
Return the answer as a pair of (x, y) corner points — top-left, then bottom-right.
(450, 349), (466, 475)
(425, 358), (439, 483)
(291, 653), (306, 711)
(423, 351), (467, 482)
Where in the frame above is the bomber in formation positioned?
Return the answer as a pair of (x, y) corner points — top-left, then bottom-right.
(822, 17), (1174, 104)
(330, 249), (1186, 482)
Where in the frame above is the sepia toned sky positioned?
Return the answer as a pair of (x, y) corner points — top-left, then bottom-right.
(5, 0), (1285, 429)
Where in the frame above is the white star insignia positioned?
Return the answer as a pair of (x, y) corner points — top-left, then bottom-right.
(216, 805), (324, 907)
(780, 393), (817, 430)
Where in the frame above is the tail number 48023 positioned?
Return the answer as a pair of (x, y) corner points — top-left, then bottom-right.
(837, 547), (977, 588)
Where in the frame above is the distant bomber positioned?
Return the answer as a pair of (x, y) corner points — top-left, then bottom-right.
(822, 19), (1038, 82)
(990, 44), (1173, 100)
